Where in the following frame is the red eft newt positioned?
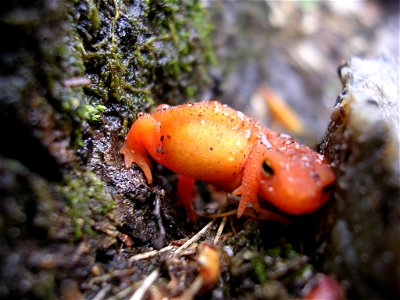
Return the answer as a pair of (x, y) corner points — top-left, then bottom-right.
(120, 101), (335, 221)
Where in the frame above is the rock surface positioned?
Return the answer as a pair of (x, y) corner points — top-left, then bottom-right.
(319, 56), (399, 299)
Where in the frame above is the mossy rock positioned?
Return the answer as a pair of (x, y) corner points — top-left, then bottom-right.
(0, 0), (215, 298)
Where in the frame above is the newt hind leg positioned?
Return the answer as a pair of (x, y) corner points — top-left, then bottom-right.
(177, 175), (198, 222)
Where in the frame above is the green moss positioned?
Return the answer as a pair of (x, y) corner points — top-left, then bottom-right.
(58, 171), (115, 239)
(87, 0), (100, 34)
(297, 264), (314, 280)
(284, 244), (299, 260)
(32, 273), (57, 300)
(252, 254), (268, 284)
(267, 247), (282, 258)
(68, 0), (216, 130)
(50, 0), (217, 236)
(81, 103), (107, 122)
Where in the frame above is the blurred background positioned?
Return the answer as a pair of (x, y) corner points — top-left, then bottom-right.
(203, 1), (398, 145)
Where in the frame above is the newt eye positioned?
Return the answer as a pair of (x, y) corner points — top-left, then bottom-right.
(261, 160), (274, 178)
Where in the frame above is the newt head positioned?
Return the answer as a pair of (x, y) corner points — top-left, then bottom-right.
(257, 148), (335, 215)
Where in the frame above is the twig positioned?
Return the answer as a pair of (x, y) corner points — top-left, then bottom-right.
(174, 220), (215, 255)
(128, 245), (175, 263)
(108, 286), (134, 300)
(175, 276), (203, 300)
(90, 285), (111, 300)
(126, 220), (215, 298)
(213, 216), (227, 244)
(195, 209), (237, 218)
(89, 268), (135, 285)
(129, 269), (159, 300)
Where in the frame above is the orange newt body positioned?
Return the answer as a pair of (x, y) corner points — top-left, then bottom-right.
(121, 101), (335, 220)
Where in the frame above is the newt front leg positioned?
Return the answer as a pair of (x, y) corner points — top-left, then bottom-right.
(120, 113), (163, 184)
(233, 143), (269, 217)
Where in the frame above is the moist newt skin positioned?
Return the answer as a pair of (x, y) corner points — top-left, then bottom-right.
(120, 101), (335, 221)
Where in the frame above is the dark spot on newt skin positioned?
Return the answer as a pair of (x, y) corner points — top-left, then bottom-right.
(366, 98), (379, 107)
(160, 135), (164, 142)
(167, 135), (171, 139)
(156, 146), (165, 154)
(310, 171), (320, 181)
(210, 147), (213, 151)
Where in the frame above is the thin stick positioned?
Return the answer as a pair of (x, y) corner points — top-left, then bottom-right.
(90, 285), (111, 300)
(176, 276), (204, 300)
(108, 286), (134, 300)
(213, 216), (227, 244)
(196, 209), (237, 218)
(174, 220), (214, 255)
(129, 269), (159, 300)
(128, 245), (175, 263)
(89, 268), (135, 285)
